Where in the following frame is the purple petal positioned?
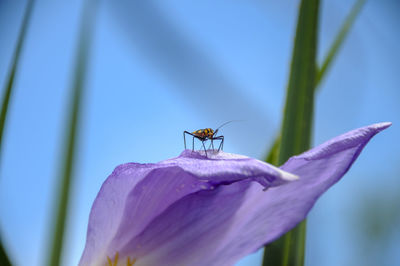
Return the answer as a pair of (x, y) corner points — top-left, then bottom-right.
(79, 150), (296, 265)
(80, 122), (390, 266)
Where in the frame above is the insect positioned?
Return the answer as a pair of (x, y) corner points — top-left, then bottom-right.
(183, 121), (237, 157)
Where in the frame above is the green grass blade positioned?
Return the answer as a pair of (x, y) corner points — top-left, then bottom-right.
(265, 135), (280, 165)
(262, 1), (366, 265)
(0, 1), (35, 265)
(46, 1), (98, 265)
(0, 0), (35, 160)
(264, 0), (366, 165)
(262, 0), (320, 266)
(0, 237), (11, 266)
(277, 0), (319, 160)
(316, 0), (366, 87)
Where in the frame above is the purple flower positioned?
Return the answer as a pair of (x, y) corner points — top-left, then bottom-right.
(79, 122), (390, 266)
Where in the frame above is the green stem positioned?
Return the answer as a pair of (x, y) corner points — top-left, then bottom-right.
(0, 0), (35, 162)
(47, 1), (98, 265)
(316, 0), (367, 87)
(0, 236), (11, 266)
(262, 0), (319, 265)
(0, 1), (36, 265)
(264, 0), (367, 165)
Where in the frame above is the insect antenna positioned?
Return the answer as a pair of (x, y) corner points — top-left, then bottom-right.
(214, 120), (242, 134)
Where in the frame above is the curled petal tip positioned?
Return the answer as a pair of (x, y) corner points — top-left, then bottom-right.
(373, 122), (392, 130)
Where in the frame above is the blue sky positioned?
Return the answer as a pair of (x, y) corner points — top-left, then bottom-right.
(0, 0), (399, 265)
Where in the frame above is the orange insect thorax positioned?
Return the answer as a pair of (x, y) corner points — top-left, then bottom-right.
(192, 128), (214, 138)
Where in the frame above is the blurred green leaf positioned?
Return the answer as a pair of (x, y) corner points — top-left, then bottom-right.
(262, 0), (366, 265)
(0, 1), (35, 265)
(0, 0), (35, 160)
(47, 1), (98, 265)
(276, 0), (319, 158)
(262, 0), (320, 265)
(316, 0), (366, 87)
(0, 237), (11, 266)
(265, 134), (280, 165)
(264, 0), (366, 165)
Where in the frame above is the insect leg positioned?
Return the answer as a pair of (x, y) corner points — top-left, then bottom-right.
(207, 141), (212, 150)
(184, 131), (198, 151)
(212, 136), (224, 151)
(201, 140), (208, 157)
(183, 131), (186, 149)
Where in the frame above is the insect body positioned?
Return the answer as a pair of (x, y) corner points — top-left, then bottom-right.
(192, 128), (214, 139)
(183, 121), (237, 157)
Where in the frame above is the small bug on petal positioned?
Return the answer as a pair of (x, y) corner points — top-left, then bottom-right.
(183, 120), (238, 157)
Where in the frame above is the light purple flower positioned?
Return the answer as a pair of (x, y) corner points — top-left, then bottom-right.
(79, 122), (391, 266)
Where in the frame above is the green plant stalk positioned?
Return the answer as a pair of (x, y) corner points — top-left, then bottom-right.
(264, 0), (367, 165)
(0, 1), (36, 265)
(0, 0), (35, 159)
(47, 1), (98, 265)
(278, 0), (319, 169)
(316, 0), (366, 87)
(262, 0), (367, 265)
(265, 135), (280, 165)
(262, 0), (319, 266)
(0, 238), (11, 266)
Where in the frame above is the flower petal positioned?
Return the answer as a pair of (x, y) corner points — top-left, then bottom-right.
(79, 151), (296, 265)
(111, 122), (389, 266)
(80, 123), (390, 266)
